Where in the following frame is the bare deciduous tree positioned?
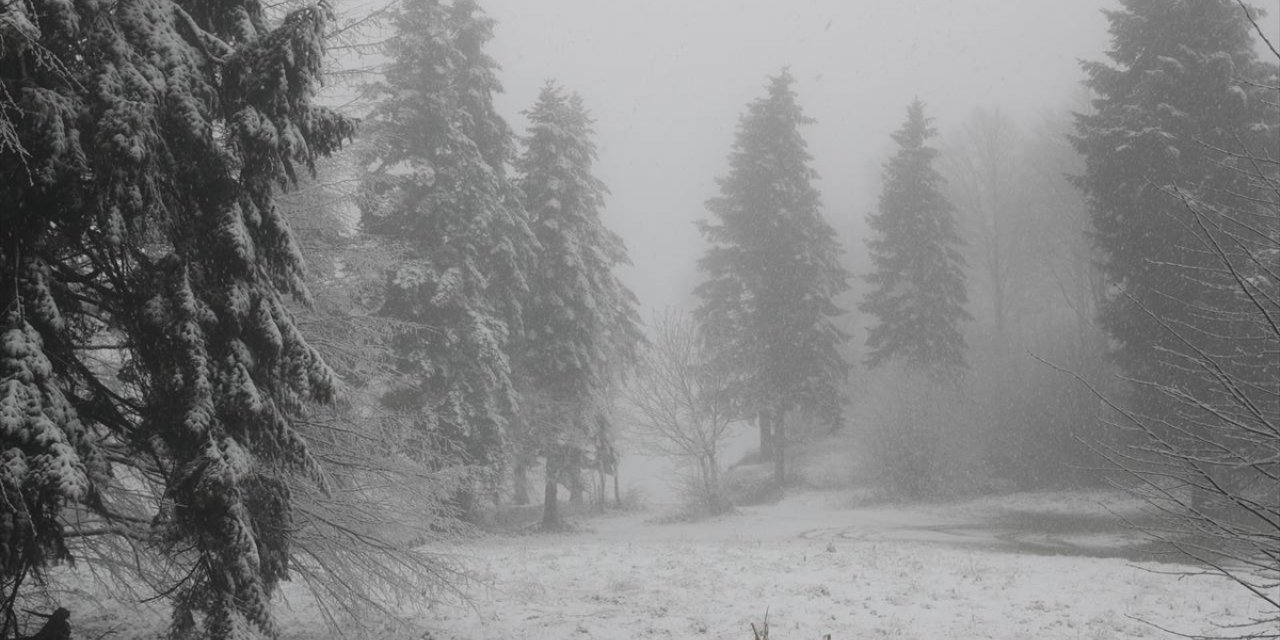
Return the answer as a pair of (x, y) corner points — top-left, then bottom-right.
(944, 107), (1036, 336)
(628, 310), (735, 514)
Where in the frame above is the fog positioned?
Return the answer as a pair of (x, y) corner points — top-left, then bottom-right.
(7, 0), (1277, 635)
(465, 0), (1122, 505)
(482, 0), (1113, 312)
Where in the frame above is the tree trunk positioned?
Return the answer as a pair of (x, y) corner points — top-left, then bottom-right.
(513, 459), (530, 506)
(613, 469), (621, 508)
(773, 407), (787, 488)
(541, 454), (560, 530)
(596, 464), (607, 513)
(708, 451), (719, 495)
(708, 452), (728, 511)
(758, 410), (774, 459)
(568, 455), (584, 506)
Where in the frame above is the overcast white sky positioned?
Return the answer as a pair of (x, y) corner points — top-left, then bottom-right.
(479, 0), (1124, 315)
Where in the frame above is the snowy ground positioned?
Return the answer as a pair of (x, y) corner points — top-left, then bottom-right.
(311, 490), (1262, 639)
(52, 489), (1268, 639)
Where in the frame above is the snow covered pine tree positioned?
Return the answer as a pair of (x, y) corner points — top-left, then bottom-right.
(359, 0), (535, 518)
(1071, 1), (1279, 629)
(1, 0), (352, 634)
(1073, 0), (1277, 414)
(858, 100), (971, 498)
(512, 82), (642, 530)
(861, 99), (970, 378)
(695, 70), (849, 488)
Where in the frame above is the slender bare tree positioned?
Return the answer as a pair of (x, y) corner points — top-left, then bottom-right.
(628, 310), (735, 513)
(944, 107), (1034, 336)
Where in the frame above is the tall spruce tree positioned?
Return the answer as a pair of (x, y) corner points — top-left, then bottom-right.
(1072, 4), (1279, 618)
(1, 0), (352, 634)
(695, 70), (850, 486)
(860, 100), (970, 498)
(1072, 0), (1277, 408)
(359, 0), (534, 496)
(861, 99), (970, 377)
(513, 83), (641, 529)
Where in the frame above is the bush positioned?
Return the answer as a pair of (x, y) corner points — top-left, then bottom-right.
(674, 470), (734, 517)
(722, 463), (782, 506)
(619, 484), (648, 512)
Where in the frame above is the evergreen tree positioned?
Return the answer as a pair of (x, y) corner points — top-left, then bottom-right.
(278, 158), (478, 635)
(359, 0), (535, 494)
(695, 70), (849, 486)
(1, 0), (352, 634)
(513, 83), (641, 529)
(1072, 0), (1277, 407)
(861, 99), (971, 377)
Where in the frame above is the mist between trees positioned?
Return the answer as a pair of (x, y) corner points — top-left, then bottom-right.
(1, 0), (1277, 638)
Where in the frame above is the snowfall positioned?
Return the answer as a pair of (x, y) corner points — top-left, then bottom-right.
(63, 486), (1269, 640)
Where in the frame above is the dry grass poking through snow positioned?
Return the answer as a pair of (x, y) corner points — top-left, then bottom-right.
(419, 524), (1253, 637)
(331, 491), (1266, 638)
(63, 489), (1267, 639)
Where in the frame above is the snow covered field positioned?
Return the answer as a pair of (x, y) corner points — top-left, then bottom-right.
(57, 489), (1267, 639)
(293, 490), (1262, 639)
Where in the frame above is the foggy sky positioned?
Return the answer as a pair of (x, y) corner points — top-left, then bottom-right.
(481, 0), (1118, 315)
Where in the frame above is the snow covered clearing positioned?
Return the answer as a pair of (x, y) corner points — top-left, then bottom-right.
(293, 490), (1258, 639)
(55, 489), (1265, 639)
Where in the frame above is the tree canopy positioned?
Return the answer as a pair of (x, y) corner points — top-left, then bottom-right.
(1, 0), (353, 633)
(695, 70), (849, 483)
(861, 99), (970, 378)
(1072, 0), (1278, 403)
(513, 82), (642, 528)
(359, 0), (535, 472)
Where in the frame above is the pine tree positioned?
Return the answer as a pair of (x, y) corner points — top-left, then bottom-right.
(1072, 0), (1277, 407)
(695, 70), (849, 487)
(861, 99), (971, 378)
(1, 0), (352, 634)
(359, 0), (535, 497)
(1074, 6), (1279, 620)
(513, 83), (641, 529)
